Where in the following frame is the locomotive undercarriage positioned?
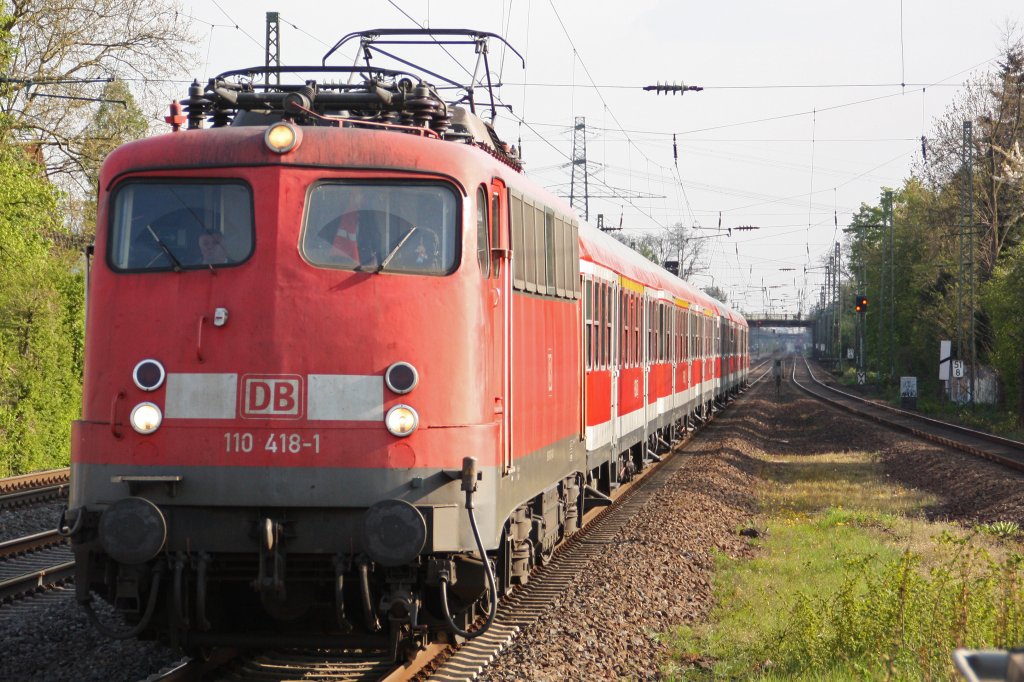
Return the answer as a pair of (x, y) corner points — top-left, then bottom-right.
(72, 471), (589, 660)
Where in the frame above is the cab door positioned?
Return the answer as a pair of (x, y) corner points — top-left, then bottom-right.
(490, 179), (512, 475)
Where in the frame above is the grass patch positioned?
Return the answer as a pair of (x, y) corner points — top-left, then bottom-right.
(662, 449), (1024, 680)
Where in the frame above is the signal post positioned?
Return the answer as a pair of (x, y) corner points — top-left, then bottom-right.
(854, 295), (868, 384)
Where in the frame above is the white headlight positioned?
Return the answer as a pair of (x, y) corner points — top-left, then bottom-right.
(265, 122), (300, 153)
(385, 404), (419, 437)
(130, 402), (163, 434)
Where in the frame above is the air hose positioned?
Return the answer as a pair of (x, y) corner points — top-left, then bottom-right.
(82, 565), (163, 640)
(440, 456), (497, 640)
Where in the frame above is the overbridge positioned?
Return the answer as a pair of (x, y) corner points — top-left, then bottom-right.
(745, 313), (814, 329)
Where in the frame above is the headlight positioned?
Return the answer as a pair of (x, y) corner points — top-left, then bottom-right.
(130, 402), (163, 434)
(385, 361), (419, 394)
(132, 358), (165, 391)
(264, 122), (301, 153)
(385, 404), (418, 437)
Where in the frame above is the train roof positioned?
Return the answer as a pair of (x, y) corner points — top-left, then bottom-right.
(578, 222), (745, 327)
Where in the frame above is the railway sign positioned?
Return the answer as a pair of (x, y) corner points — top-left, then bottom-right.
(857, 371), (866, 385)
(953, 360), (965, 378)
(900, 376), (918, 409)
(847, 348), (854, 360)
(938, 340), (951, 380)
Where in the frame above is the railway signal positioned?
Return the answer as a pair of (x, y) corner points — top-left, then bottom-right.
(855, 295), (868, 313)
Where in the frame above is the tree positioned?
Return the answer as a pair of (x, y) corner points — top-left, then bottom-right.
(80, 80), (149, 189)
(0, 0), (194, 193)
(0, 11), (84, 475)
(0, 120), (83, 475)
(981, 244), (1024, 426)
(72, 79), (148, 234)
(612, 222), (708, 281)
(702, 285), (728, 304)
(920, 29), (1024, 281)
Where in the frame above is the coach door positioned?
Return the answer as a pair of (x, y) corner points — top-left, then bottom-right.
(491, 179), (512, 475)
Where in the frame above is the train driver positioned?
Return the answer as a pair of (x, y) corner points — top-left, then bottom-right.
(198, 230), (229, 264)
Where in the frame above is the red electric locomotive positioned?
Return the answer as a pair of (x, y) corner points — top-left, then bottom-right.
(65, 29), (747, 657)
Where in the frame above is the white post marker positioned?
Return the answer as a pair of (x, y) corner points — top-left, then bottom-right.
(938, 340), (951, 380)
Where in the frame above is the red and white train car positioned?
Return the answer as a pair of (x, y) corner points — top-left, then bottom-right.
(579, 227), (748, 485)
(64, 30), (747, 657)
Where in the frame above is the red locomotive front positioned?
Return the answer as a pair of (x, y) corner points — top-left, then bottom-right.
(70, 122), (497, 645)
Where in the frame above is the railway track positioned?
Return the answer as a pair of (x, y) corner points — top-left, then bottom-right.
(142, 645), (445, 682)
(0, 529), (74, 604)
(0, 468), (70, 509)
(791, 358), (1024, 472)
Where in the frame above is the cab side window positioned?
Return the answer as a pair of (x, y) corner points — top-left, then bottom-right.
(476, 186), (490, 277)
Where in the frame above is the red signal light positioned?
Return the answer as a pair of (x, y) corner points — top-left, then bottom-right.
(855, 295), (868, 313)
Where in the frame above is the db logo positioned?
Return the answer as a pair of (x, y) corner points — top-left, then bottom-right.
(240, 375), (303, 419)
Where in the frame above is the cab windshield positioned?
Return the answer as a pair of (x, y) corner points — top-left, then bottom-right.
(300, 182), (459, 275)
(108, 181), (254, 272)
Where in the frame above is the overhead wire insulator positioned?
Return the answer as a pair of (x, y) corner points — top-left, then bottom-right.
(642, 82), (704, 95)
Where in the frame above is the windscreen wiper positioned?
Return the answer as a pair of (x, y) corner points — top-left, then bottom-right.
(146, 225), (184, 272)
(377, 225), (417, 272)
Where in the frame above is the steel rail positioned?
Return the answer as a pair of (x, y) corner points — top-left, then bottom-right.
(0, 560), (75, 603)
(0, 529), (66, 559)
(792, 358), (1024, 474)
(0, 468), (71, 509)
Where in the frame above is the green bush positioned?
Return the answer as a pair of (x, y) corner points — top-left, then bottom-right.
(765, 538), (1024, 680)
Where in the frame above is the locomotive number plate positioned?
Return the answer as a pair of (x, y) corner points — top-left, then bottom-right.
(224, 432), (321, 454)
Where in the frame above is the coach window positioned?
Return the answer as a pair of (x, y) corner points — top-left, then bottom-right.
(603, 282), (611, 368)
(678, 310), (684, 362)
(545, 210), (557, 296)
(511, 192), (525, 288)
(524, 200), (539, 292)
(660, 304), (667, 361)
(620, 290), (627, 367)
(584, 278), (593, 370)
(571, 223), (581, 298)
(554, 216), (565, 297)
(593, 280), (598, 368)
(597, 281), (605, 369)
(109, 180), (254, 272)
(691, 312), (698, 359)
(649, 301), (656, 363)
(300, 182), (458, 275)
(476, 187), (490, 277)
(562, 217), (573, 298)
(534, 205), (547, 292)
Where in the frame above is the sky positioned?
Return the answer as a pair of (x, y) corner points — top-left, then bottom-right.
(169, 0), (1022, 317)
